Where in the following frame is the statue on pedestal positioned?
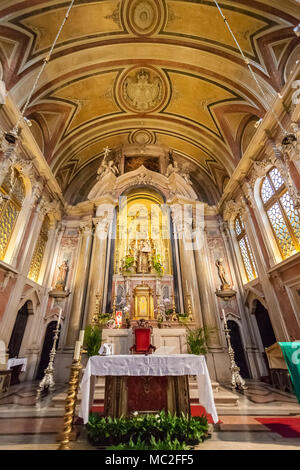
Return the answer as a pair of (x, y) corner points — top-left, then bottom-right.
(55, 260), (69, 291)
(137, 239), (152, 274)
(215, 258), (231, 291)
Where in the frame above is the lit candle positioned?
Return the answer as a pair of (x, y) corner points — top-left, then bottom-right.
(74, 341), (81, 361)
(78, 330), (85, 347)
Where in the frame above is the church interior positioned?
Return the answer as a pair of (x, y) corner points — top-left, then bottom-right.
(0, 0), (300, 451)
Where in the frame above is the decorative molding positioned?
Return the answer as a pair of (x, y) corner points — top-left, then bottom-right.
(0, 270), (16, 291)
(248, 159), (272, 188)
(79, 221), (93, 236)
(223, 199), (245, 222)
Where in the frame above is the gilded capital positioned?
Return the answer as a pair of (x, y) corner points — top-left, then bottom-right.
(79, 221), (93, 236)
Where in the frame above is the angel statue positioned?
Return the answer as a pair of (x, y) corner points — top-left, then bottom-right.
(166, 160), (180, 178)
(180, 163), (192, 184)
(97, 146), (119, 179)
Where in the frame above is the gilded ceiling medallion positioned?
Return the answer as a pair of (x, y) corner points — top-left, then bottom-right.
(123, 0), (167, 36)
(117, 66), (168, 114)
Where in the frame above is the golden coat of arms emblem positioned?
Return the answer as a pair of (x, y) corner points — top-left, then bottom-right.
(123, 69), (163, 112)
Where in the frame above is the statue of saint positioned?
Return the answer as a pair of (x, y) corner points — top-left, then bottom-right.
(137, 239), (151, 273)
(215, 258), (230, 290)
(55, 260), (69, 291)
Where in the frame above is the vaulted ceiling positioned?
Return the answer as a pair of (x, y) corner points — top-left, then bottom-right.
(0, 0), (299, 203)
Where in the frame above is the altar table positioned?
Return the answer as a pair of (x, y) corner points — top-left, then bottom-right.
(7, 358), (27, 385)
(78, 354), (218, 424)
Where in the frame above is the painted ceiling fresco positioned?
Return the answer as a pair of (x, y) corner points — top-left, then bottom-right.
(0, 1), (299, 200)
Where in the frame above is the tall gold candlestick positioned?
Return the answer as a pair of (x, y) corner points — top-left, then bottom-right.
(222, 309), (247, 392)
(57, 357), (82, 450)
(156, 294), (161, 319)
(186, 293), (192, 317)
(172, 294), (176, 315)
(112, 296), (116, 316)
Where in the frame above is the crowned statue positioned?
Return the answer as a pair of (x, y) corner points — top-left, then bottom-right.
(137, 239), (152, 274)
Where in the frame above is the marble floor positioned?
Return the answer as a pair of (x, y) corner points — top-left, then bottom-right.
(0, 380), (299, 451)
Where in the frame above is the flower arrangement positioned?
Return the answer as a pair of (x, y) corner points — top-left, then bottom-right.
(153, 254), (164, 275)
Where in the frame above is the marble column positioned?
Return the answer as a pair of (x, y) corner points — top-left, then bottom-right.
(172, 213), (203, 326)
(66, 221), (93, 346)
(17, 196), (48, 275)
(84, 217), (110, 326)
(193, 228), (222, 348)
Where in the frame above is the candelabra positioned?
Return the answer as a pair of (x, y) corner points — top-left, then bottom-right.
(185, 293), (194, 321)
(92, 292), (102, 324)
(36, 311), (62, 403)
(112, 296), (117, 316)
(171, 294), (176, 315)
(126, 293), (131, 318)
(57, 353), (83, 450)
(222, 311), (247, 393)
(156, 294), (161, 319)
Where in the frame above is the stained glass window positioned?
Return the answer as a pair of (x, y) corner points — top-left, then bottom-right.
(235, 215), (257, 282)
(28, 216), (50, 283)
(260, 167), (300, 259)
(0, 169), (25, 260)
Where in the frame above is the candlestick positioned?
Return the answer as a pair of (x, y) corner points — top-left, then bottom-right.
(36, 309), (62, 403)
(222, 309), (247, 393)
(73, 341), (81, 361)
(57, 358), (82, 450)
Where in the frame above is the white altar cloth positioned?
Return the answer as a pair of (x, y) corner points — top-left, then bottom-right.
(7, 358), (27, 372)
(78, 354), (218, 424)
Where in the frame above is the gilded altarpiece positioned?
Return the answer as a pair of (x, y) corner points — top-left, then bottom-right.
(0, 170), (25, 260)
(113, 188), (173, 321)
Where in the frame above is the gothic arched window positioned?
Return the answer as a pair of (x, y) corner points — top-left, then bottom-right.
(260, 167), (300, 259)
(28, 215), (50, 283)
(235, 215), (257, 282)
(0, 169), (25, 260)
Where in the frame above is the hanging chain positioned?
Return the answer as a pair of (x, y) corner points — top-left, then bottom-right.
(13, 0), (75, 135)
(213, 0), (287, 135)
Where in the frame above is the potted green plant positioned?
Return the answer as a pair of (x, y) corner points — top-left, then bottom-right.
(122, 255), (135, 273)
(83, 324), (102, 357)
(177, 313), (189, 325)
(98, 313), (111, 326)
(186, 326), (215, 356)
